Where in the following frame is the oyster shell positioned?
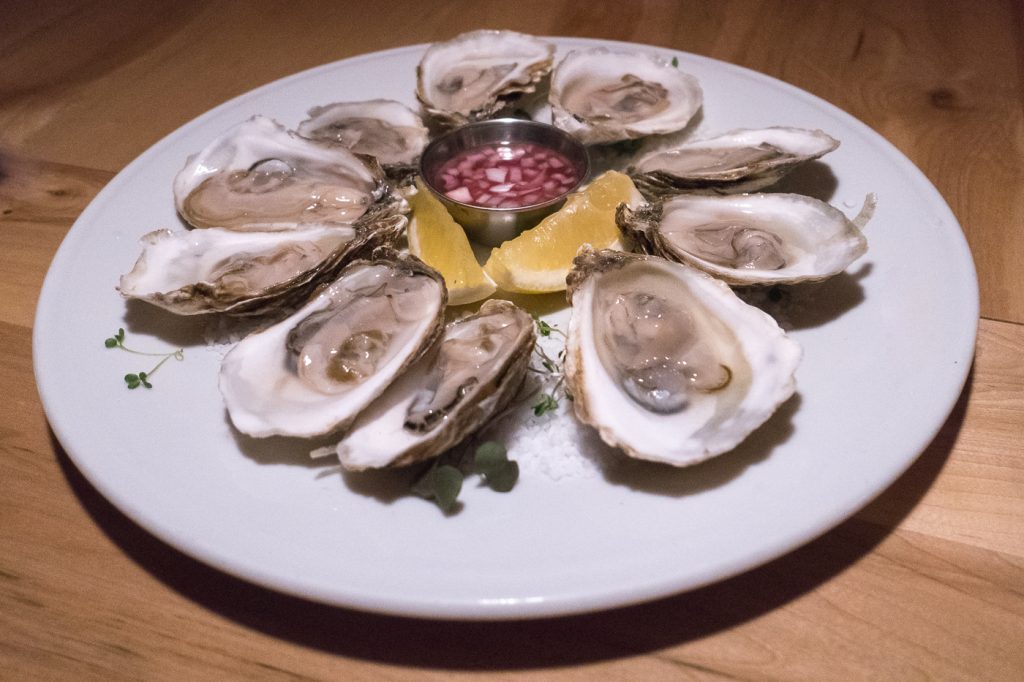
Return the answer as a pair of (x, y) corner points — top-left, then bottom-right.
(297, 99), (429, 181)
(219, 250), (447, 438)
(549, 47), (702, 145)
(618, 193), (873, 285)
(416, 30), (555, 129)
(173, 116), (388, 231)
(564, 248), (800, 466)
(335, 299), (535, 470)
(117, 209), (405, 316)
(629, 127), (840, 198)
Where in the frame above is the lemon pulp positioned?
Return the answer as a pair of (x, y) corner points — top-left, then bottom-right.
(483, 171), (640, 294)
(408, 179), (496, 306)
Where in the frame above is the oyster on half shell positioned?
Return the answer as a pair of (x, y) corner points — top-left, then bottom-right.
(174, 116), (388, 232)
(564, 248), (801, 466)
(117, 207), (405, 316)
(297, 99), (429, 181)
(618, 193), (873, 285)
(416, 29), (555, 129)
(549, 47), (702, 145)
(219, 250), (447, 438)
(629, 127), (840, 198)
(335, 299), (535, 470)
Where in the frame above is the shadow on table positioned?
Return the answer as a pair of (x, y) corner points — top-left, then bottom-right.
(52, 369), (971, 671)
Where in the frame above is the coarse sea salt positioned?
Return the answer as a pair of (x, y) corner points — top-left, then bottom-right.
(203, 305), (616, 482)
(474, 324), (615, 481)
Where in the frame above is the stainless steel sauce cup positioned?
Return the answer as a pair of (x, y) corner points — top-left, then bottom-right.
(418, 118), (590, 247)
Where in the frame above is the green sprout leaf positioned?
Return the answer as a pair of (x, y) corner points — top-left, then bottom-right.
(105, 328), (184, 389)
(413, 463), (464, 513)
(431, 465), (463, 512)
(474, 441), (508, 477)
(533, 393), (559, 416)
(671, 56), (679, 67)
(473, 442), (519, 493)
(533, 316), (566, 339)
(528, 318), (571, 418)
(412, 439), (521, 511)
(487, 461), (519, 493)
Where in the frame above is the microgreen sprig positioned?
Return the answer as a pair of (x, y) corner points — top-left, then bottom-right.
(412, 440), (519, 513)
(529, 316), (571, 417)
(104, 327), (184, 390)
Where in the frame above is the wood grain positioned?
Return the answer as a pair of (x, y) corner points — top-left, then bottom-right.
(0, 152), (111, 328)
(2, 322), (1022, 679)
(1, 0), (1022, 678)
(2, 1), (1020, 322)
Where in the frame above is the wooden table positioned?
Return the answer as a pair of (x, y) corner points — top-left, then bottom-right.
(3, 1), (1022, 678)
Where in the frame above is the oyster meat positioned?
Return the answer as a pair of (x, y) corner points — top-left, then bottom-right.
(618, 193), (873, 285)
(549, 47), (702, 145)
(219, 251), (446, 438)
(416, 29), (555, 129)
(174, 116), (388, 231)
(564, 248), (801, 466)
(335, 299), (535, 470)
(117, 210), (405, 316)
(297, 99), (429, 174)
(630, 127), (840, 197)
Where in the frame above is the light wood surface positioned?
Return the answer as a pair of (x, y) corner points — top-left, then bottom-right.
(2, 1), (1022, 678)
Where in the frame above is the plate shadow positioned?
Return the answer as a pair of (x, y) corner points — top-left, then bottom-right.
(599, 393), (801, 497)
(737, 263), (871, 331)
(767, 160), (839, 202)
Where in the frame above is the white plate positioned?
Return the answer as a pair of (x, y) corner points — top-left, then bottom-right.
(33, 38), (978, 620)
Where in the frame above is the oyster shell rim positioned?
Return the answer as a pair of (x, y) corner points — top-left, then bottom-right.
(564, 247), (802, 467)
(627, 126), (841, 198)
(616, 193), (873, 286)
(217, 248), (449, 439)
(548, 46), (704, 145)
(415, 29), (556, 130)
(335, 298), (536, 471)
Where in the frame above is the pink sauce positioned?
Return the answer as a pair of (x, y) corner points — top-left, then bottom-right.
(433, 141), (581, 209)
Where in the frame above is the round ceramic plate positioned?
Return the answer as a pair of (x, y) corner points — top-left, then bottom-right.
(33, 38), (978, 620)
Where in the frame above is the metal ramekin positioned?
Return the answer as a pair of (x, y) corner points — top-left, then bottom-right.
(418, 118), (590, 247)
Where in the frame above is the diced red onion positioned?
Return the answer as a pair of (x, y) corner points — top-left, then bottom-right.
(485, 168), (508, 183)
(433, 140), (581, 208)
(446, 186), (472, 203)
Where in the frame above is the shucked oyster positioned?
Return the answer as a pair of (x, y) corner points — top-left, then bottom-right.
(618, 193), (873, 285)
(416, 29), (555, 129)
(174, 116), (388, 231)
(335, 299), (535, 470)
(117, 208), (405, 316)
(564, 248), (800, 466)
(629, 127), (840, 198)
(219, 251), (446, 438)
(297, 99), (429, 169)
(549, 47), (702, 145)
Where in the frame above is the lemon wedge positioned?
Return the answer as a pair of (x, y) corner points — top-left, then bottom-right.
(408, 179), (496, 306)
(483, 171), (641, 293)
